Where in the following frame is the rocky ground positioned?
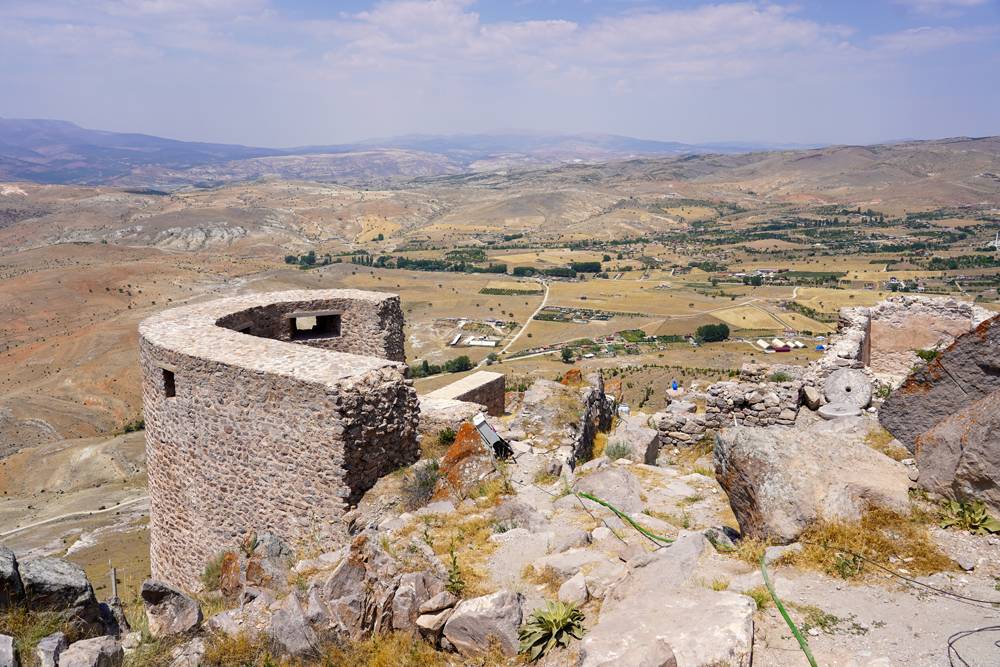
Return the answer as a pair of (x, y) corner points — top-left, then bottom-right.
(3, 366), (1000, 666)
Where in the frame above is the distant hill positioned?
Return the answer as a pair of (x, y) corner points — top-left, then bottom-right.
(0, 118), (283, 184)
(0, 118), (825, 186)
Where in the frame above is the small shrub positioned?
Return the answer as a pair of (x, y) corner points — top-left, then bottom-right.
(518, 601), (586, 662)
(239, 532), (259, 558)
(874, 384), (891, 400)
(445, 547), (466, 597)
(201, 553), (225, 592)
(401, 461), (440, 511)
(940, 499), (1000, 534)
(604, 441), (633, 461)
(437, 428), (457, 447)
(915, 348), (939, 363)
(768, 371), (792, 383)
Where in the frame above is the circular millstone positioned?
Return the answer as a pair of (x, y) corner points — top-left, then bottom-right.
(818, 401), (863, 420)
(823, 368), (873, 409)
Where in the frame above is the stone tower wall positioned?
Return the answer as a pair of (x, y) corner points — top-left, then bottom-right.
(140, 290), (418, 590)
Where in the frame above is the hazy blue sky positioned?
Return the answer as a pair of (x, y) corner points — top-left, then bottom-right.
(2, 0), (998, 146)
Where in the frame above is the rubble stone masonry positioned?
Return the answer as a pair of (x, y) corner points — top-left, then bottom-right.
(140, 290), (419, 590)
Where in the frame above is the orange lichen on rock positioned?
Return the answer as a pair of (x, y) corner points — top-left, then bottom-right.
(560, 368), (584, 386)
(433, 422), (496, 501)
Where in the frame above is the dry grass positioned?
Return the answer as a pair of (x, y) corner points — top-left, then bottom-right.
(643, 508), (691, 530)
(201, 634), (278, 667)
(792, 508), (954, 579)
(730, 537), (769, 565)
(864, 427), (909, 461)
(709, 578), (730, 591)
(742, 586), (772, 611)
(591, 431), (609, 459)
(521, 564), (566, 596)
(396, 508), (501, 598)
(0, 609), (78, 666)
(325, 632), (451, 667)
(660, 433), (715, 473)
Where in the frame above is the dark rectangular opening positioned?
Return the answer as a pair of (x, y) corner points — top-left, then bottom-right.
(290, 313), (342, 340)
(162, 369), (176, 398)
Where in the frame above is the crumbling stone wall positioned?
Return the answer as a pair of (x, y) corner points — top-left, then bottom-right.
(658, 380), (801, 449)
(658, 295), (992, 451)
(805, 296), (992, 388)
(140, 290), (419, 591)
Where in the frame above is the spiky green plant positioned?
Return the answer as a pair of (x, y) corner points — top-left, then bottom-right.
(940, 499), (1000, 534)
(518, 601), (585, 662)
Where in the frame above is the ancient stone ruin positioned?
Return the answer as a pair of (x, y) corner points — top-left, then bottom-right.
(657, 295), (995, 451)
(139, 289), (504, 590)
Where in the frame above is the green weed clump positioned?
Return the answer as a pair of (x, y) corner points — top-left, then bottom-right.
(940, 499), (1000, 535)
(519, 601), (586, 662)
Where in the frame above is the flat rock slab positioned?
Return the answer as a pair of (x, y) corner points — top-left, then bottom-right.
(581, 586), (753, 667)
(818, 402), (863, 420)
(823, 369), (872, 409)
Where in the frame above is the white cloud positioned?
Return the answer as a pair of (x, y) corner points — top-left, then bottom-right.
(892, 0), (990, 16)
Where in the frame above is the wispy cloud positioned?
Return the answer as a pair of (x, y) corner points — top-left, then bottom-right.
(893, 0), (990, 16)
(0, 1), (996, 145)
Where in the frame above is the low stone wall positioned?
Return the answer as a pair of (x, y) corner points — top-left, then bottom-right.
(424, 371), (506, 416)
(658, 380), (801, 449)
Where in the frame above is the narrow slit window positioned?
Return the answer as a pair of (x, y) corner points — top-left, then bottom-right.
(162, 369), (176, 398)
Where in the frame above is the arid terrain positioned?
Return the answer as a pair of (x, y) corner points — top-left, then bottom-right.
(1, 133), (1000, 665)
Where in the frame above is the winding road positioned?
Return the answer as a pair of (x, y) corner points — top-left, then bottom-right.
(1, 495), (149, 539)
(489, 279), (549, 363)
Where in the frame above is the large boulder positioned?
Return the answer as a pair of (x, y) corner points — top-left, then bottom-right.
(714, 419), (911, 543)
(880, 315), (1000, 451)
(58, 637), (122, 667)
(442, 591), (524, 657)
(610, 414), (659, 464)
(914, 390), (1000, 512)
(19, 558), (103, 633)
(140, 580), (202, 638)
(580, 536), (752, 667)
(0, 547), (24, 609)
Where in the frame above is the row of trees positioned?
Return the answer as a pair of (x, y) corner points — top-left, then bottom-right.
(409, 355), (473, 378)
